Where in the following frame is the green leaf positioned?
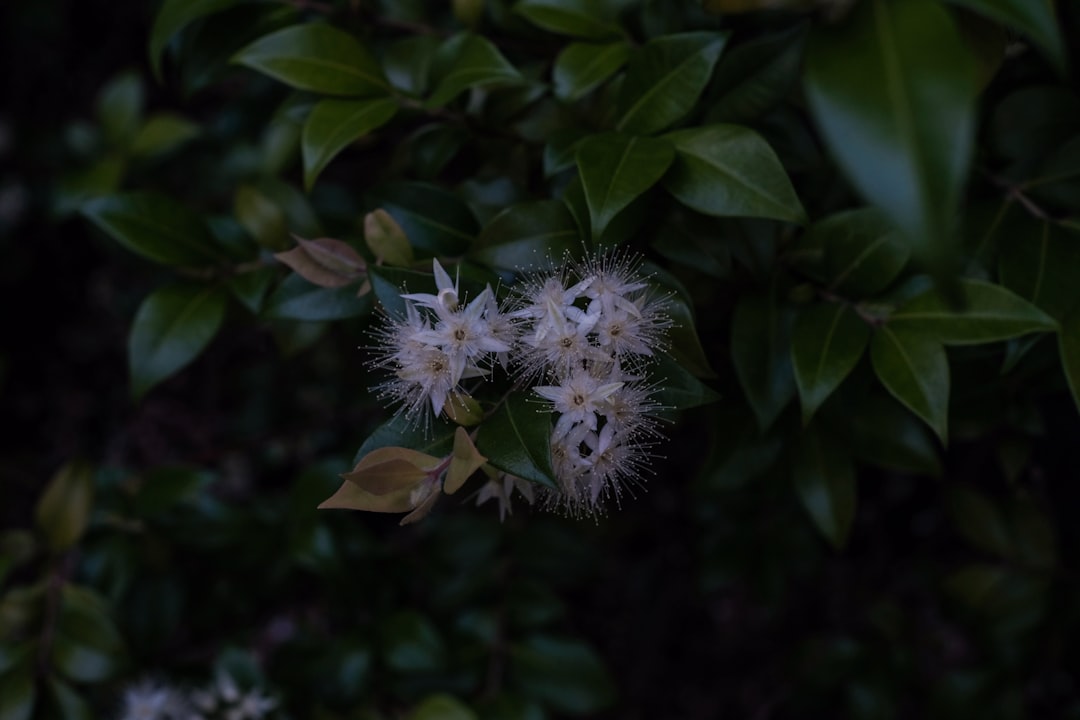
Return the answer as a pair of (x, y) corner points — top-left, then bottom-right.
(131, 114), (200, 158)
(849, 394), (941, 476)
(355, 414), (458, 463)
(364, 209), (414, 267)
(576, 133), (674, 239)
(731, 293), (797, 430)
(510, 635), (615, 715)
(129, 284), (228, 399)
(804, 0), (978, 268)
(234, 184), (288, 251)
(228, 266), (278, 314)
(51, 586), (124, 684)
(35, 462), (94, 553)
(514, 0), (623, 40)
(870, 326), (949, 443)
(475, 393), (557, 489)
(82, 192), (223, 266)
(888, 279), (1058, 345)
(373, 182), (479, 256)
(943, 0), (1065, 73)
(792, 423), (856, 550)
(652, 355), (720, 410)
(232, 23), (388, 96)
(799, 208), (910, 296)
(998, 220), (1080, 322)
(368, 266), (434, 319)
(302, 98), (398, 190)
(96, 72), (144, 150)
(471, 200), (580, 272)
(427, 34), (525, 108)
(383, 612), (445, 673)
(1060, 309), (1080, 416)
(791, 303), (870, 424)
(553, 42), (629, 101)
(616, 31), (729, 136)
(45, 678), (92, 720)
(263, 273), (371, 321)
(0, 666), (35, 720)
(409, 695), (477, 720)
(663, 124), (806, 224)
(706, 24), (807, 124)
(149, 0), (251, 80)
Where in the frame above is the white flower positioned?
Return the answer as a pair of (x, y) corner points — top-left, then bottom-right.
(534, 368), (624, 440)
(476, 472), (535, 522)
(118, 680), (188, 720)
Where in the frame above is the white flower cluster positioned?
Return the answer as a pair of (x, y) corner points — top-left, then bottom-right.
(117, 673), (277, 720)
(372, 254), (670, 516)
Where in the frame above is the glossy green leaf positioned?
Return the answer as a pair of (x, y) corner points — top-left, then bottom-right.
(476, 393), (557, 489)
(800, 208), (910, 296)
(372, 182), (479, 256)
(706, 24), (806, 123)
(384, 35), (441, 96)
(82, 192), (223, 266)
(355, 415), (458, 464)
(35, 462), (94, 553)
(652, 355), (720, 411)
(804, 0), (978, 268)
(96, 72), (144, 149)
(849, 394), (941, 476)
(46, 678), (92, 720)
(1060, 309), (1080, 416)
(888, 279), (1058, 345)
(792, 424), (856, 550)
(131, 114), (200, 158)
(409, 695), (477, 720)
(149, 0), (251, 80)
(514, 0), (622, 40)
(263, 273), (371, 321)
(870, 326), (949, 443)
(553, 42), (629, 101)
(368, 266), (434, 319)
(129, 284), (228, 399)
(427, 34), (524, 108)
(383, 612), (445, 672)
(471, 200), (580, 272)
(52, 586), (124, 684)
(663, 124), (806, 224)
(998, 220), (1080, 322)
(228, 266), (278, 314)
(0, 666), (35, 720)
(731, 293), (796, 430)
(232, 23), (388, 96)
(791, 303), (870, 424)
(576, 133), (674, 238)
(943, 0), (1064, 73)
(302, 98), (397, 190)
(365, 209), (413, 267)
(235, 184), (288, 251)
(616, 32), (728, 135)
(510, 635), (615, 715)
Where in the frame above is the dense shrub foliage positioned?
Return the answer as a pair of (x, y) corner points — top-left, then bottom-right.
(4, 0), (1080, 717)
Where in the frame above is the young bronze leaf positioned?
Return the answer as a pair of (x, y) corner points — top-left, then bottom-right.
(275, 236), (366, 288)
(339, 446), (443, 496)
(364, 209), (414, 267)
(444, 427), (487, 495)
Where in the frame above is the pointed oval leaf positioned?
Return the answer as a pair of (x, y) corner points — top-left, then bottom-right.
(82, 192), (224, 266)
(355, 414), (458, 463)
(616, 31), (729, 136)
(514, 0), (623, 40)
(445, 428), (487, 495)
(791, 303), (870, 424)
(372, 182), (478, 256)
(427, 34), (524, 108)
(705, 24), (807, 123)
(364, 209), (413, 268)
(663, 124), (806, 224)
(232, 23), (388, 96)
(792, 424), (856, 550)
(731, 293), (797, 430)
(342, 446), (442, 495)
(149, 0), (250, 80)
(870, 326), (949, 443)
(475, 393), (557, 489)
(576, 133), (674, 238)
(302, 98), (397, 190)
(35, 463), (94, 553)
(131, 113), (201, 158)
(263, 273), (372, 321)
(888, 279), (1058, 345)
(553, 42), (629, 101)
(998, 220), (1080, 322)
(318, 479), (416, 513)
(804, 0), (979, 267)
(801, 208), (910, 296)
(470, 200), (580, 272)
(849, 393), (942, 477)
(129, 284), (227, 399)
(943, 0), (1065, 73)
